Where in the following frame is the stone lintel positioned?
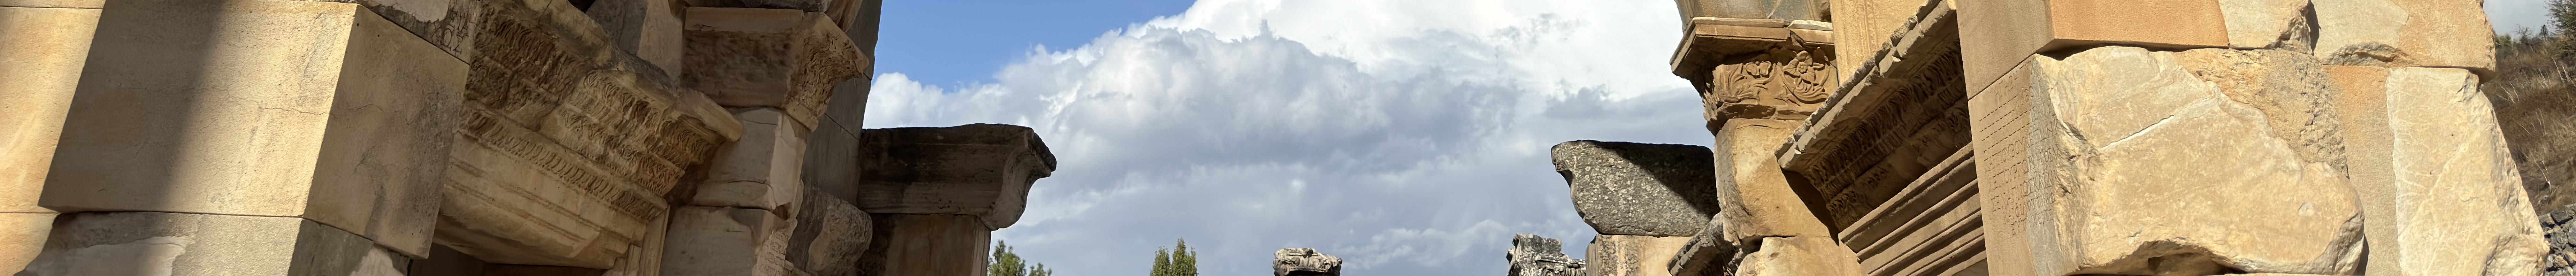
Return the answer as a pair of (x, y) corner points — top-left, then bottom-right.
(1550, 141), (1719, 237)
(855, 124), (1055, 230)
(1775, 1), (1971, 232)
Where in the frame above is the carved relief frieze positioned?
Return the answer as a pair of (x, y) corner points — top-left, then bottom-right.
(1704, 41), (1835, 121)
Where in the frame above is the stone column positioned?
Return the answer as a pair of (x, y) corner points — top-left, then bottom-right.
(24, 0), (463, 273)
(852, 124), (1055, 276)
(659, 6), (866, 276)
(0, 0), (98, 272)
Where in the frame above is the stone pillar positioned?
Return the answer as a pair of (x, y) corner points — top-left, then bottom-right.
(1273, 248), (1343, 276)
(27, 1), (463, 273)
(0, 0), (97, 272)
(851, 124), (1055, 276)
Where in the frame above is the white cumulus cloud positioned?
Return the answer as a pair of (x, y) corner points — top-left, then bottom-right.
(863, 0), (1711, 274)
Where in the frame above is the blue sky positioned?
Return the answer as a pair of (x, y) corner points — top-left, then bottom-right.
(862, 1), (2554, 275)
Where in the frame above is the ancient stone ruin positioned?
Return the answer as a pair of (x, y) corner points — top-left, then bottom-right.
(1507, 234), (1588, 276)
(1548, 0), (2546, 275)
(1274, 248), (1344, 276)
(0, 0), (1057, 275)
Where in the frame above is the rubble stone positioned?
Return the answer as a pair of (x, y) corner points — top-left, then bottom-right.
(693, 108), (810, 210)
(1275, 248), (1343, 276)
(1507, 234), (1586, 276)
(1550, 141), (1721, 237)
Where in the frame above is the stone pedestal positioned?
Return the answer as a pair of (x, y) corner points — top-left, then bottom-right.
(858, 214), (991, 276)
(41, 0), (463, 257)
(1549, 141), (1718, 237)
(16, 212), (408, 276)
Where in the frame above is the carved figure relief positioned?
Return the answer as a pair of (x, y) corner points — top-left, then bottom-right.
(1702, 43), (1835, 121)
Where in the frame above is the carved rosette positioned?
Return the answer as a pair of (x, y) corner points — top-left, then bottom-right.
(1705, 42), (1835, 121)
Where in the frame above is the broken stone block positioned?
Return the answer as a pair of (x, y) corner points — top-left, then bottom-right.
(684, 7), (866, 130)
(857, 213), (991, 276)
(15, 212), (408, 276)
(2312, 0), (2494, 72)
(41, 0), (462, 257)
(1507, 234), (1585, 276)
(2023, 46), (2362, 275)
(0, 5), (96, 215)
(787, 186), (871, 276)
(1586, 234), (1692, 276)
(2330, 65), (2545, 276)
(1550, 141), (1720, 237)
(2218, 0), (2315, 51)
(439, 0), (741, 267)
(588, 0), (686, 79)
(855, 124), (1056, 230)
(1274, 248), (1343, 276)
(1709, 119), (1831, 242)
(663, 206), (797, 276)
(0, 213), (54, 274)
(693, 108), (810, 210)
(1730, 237), (1862, 276)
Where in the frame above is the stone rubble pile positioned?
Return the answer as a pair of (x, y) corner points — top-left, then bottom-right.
(1274, 248), (1344, 276)
(1506, 234), (1587, 276)
(0, 0), (1055, 275)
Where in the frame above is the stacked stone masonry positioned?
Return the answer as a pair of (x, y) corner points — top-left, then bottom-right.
(0, 0), (1052, 274)
(1553, 0), (2546, 276)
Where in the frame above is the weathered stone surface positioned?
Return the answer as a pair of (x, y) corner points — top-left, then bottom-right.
(1509, 234), (1585, 276)
(1274, 248), (1343, 276)
(2175, 49), (2344, 165)
(1669, 224), (1739, 276)
(587, 0), (684, 79)
(1838, 150), (1979, 276)
(787, 185), (872, 276)
(694, 108), (810, 209)
(801, 88), (868, 203)
(1551, 141), (1719, 237)
(1700, 42), (1836, 121)
(857, 213), (990, 276)
(1709, 119), (1830, 242)
(1827, 0), (1927, 78)
(0, 5), (94, 215)
(1957, 0), (2230, 96)
(1673, 0), (1823, 21)
(2335, 66), (2545, 276)
(0, 213), (53, 274)
(601, 214), (670, 276)
(1965, 55), (2037, 276)
(340, 0), (480, 61)
(2026, 46), (2362, 275)
(42, 0), (459, 257)
(438, 0), (741, 267)
(2218, 0), (2315, 51)
(683, 7), (865, 130)
(2312, 0), (2494, 71)
(1587, 234), (1692, 276)
(486, 264), (606, 276)
(16, 212), (408, 276)
(663, 205), (797, 276)
(855, 124), (1056, 229)
(1730, 236), (1861, 276)
(1775, 4), (1968, 231)
(2544, 204), (2576, 276)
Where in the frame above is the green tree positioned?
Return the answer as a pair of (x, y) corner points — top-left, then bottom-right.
(1145, 239), (1198, 276)
(991, 241), (1054, 276)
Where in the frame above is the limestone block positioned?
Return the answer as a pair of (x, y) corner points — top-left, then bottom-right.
(0, 5), (95, 214)
(587, 0), (685, 79)
(338, 0), (481, 61)
(787, 185), (870, 276)
(1828, 0), (1928, 78)
(42, 0), (461, 257)
(663, 206), (797, 276)
(1730, 237), (1861, 276)
(1957, 0), (2229, 95)
(2312, 0), (2494, 71)
(857, 213), (991, 276)
(439, 0), (741, 267)
(2025, 46), (2362, 275)
(0, 0), (97, 8)
(1586, 234), (1692, 276)
(15, 212), (408, 276)
(1668, 224), (1738, 276)
(1550, 141), (1720, 237)
(2218, 0), (2315, 50)
(600, 214), (669, 276)
(0, 213), (54, 274)
(1709, 119), (1830, 242)
(1274, 248), (1344, 276)
(2333, 66), (2545, 276)
(684, 7), (865, 130)
(694, 108), (810, 209)
(1672, 0), (1822, 21)
(855, 124), (1056, 229)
